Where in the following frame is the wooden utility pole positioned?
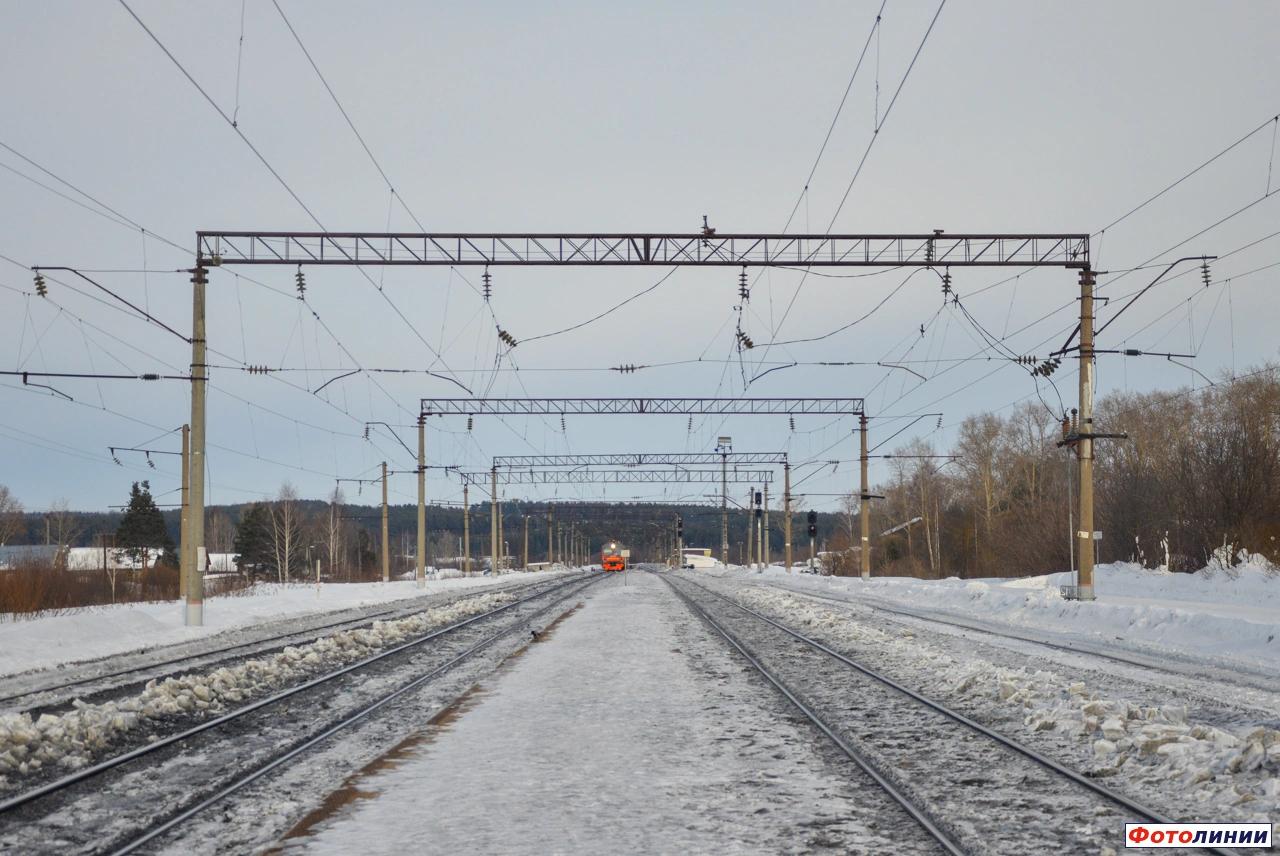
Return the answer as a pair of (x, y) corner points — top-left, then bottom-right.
(860, 414), (871, 579)
(1076, 267), (1097, 599)
(416, 415), (426, 588)
(522, 516), (529, 570)
(179, 424), (190, 600)
(489, 467), (498, 574)
(783, 464), (792, 573)
(381, 461), (389, 582)
(186, 266), (207, 626)
(462, 483), (471, 574)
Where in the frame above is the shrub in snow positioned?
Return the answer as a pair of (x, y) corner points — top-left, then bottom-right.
(0, 591), (513, 781)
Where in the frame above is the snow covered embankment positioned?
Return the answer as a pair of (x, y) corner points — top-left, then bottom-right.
(0, 592), (514, 786)
(736, 587), (1280, 822)
(725, 560), (1280, 672)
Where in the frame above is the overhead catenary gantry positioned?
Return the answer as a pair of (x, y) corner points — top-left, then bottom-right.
(493, 452), (789, 467)
(197, 231), (1089, 268)
(178, 228), (1098, 625)
(461, 469), (775, 485)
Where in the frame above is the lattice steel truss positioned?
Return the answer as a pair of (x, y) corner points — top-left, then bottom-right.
(460, 469), (773, 485)
(492, 452), (788, 467)
(197, 231), (1089, 268)
(421, 398), (861, 416)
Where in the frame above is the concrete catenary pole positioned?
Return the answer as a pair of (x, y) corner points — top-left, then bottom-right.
(546, 505), (553, 564)
(1077, 267), (1097, 599)
(462, 482), (471, 574)
(763, 484), (770, 568)
(381, 461), (389, 583)
(720, 449), (729, 566)
(754, 491), (763, 571)
(783, 463), (792, 573)
(497, 487), (505, 573)
(416, 415), (426, 588)
(569, 522), (576, 567)
(490, 467), (498, 574)
(745, 487), (754, 569)
(522, 515), (529, 570)
(179, 423), (190, 600)
(186, 265), (207, 626)
(860, 414), (871, 580)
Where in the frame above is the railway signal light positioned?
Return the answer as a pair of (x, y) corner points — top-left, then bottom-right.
(807, 510), (817, 538)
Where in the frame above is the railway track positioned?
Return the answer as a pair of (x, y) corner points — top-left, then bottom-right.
(0, 572), (573, 713)
(0, 572), (601, 855)
(663, 573), (1234, 856)
(755, 579), (1280, 694)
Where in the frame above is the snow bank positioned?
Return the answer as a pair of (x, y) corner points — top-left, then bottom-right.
(0, 591), (515, 784)
(711, 561), (1280, 672)
(736, 587), (1280, 820)
(0, 571), (565, 678)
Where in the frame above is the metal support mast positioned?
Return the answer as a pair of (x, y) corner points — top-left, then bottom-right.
(783, 464), (792, 573)
(860, 414), (871, 579)
(763, 484), (770, 567)
(490, 466), (498, 574)
(381, 461), (389, 582)
(179, 424), (190, 600)
(462, 483), (471, 574)
(416, 415), (426, 588)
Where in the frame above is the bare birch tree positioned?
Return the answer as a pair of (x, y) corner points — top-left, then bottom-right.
(270, 483), (304, 583)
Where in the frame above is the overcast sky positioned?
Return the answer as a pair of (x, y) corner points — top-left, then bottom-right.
(2, 1), (1277, 515)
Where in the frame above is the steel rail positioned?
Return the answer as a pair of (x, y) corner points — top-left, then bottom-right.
(107, 573), (603, 855)
(0, 572), (593, 816)
(0, 575), (562, 709)
(767, 585), (1280, 693)
(670, 576), (1240, 856)
(659, 574), (964, 856)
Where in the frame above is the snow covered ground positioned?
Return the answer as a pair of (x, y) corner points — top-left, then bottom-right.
(272, 571), (932, 855)
(0, 592), (515, 782)
(725, 583), (1280, 834)
(0, 569), (573, 678)
(710, 560), (1280, 675)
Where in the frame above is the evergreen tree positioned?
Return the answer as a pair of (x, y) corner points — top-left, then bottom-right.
(233, 503), (274, 581)
(116, 481), (175, 570)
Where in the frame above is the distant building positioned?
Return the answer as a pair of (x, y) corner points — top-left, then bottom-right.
(0, 544), (65, 570)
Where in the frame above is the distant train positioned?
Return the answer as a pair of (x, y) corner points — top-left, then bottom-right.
(601, 540), (628, 572)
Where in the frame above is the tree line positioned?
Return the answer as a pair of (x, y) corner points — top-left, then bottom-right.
(852, 365), (1280, 578)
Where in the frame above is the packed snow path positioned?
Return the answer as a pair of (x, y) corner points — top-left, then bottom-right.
(272, 570), (937, 855)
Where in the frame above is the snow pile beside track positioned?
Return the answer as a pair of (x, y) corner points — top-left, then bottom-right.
(734, 586), (1280, 818)
(0, 591), (513, 784)
(708, 561), (1280, 671)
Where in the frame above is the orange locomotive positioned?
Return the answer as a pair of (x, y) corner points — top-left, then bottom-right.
(601, 540), (627, 572)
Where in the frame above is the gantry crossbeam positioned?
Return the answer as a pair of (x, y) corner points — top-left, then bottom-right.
(422, 398), (861, 416)
(493, 452), (788, 467)
(197, 232), (1089, 268)
(461, 469), (773, 485)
